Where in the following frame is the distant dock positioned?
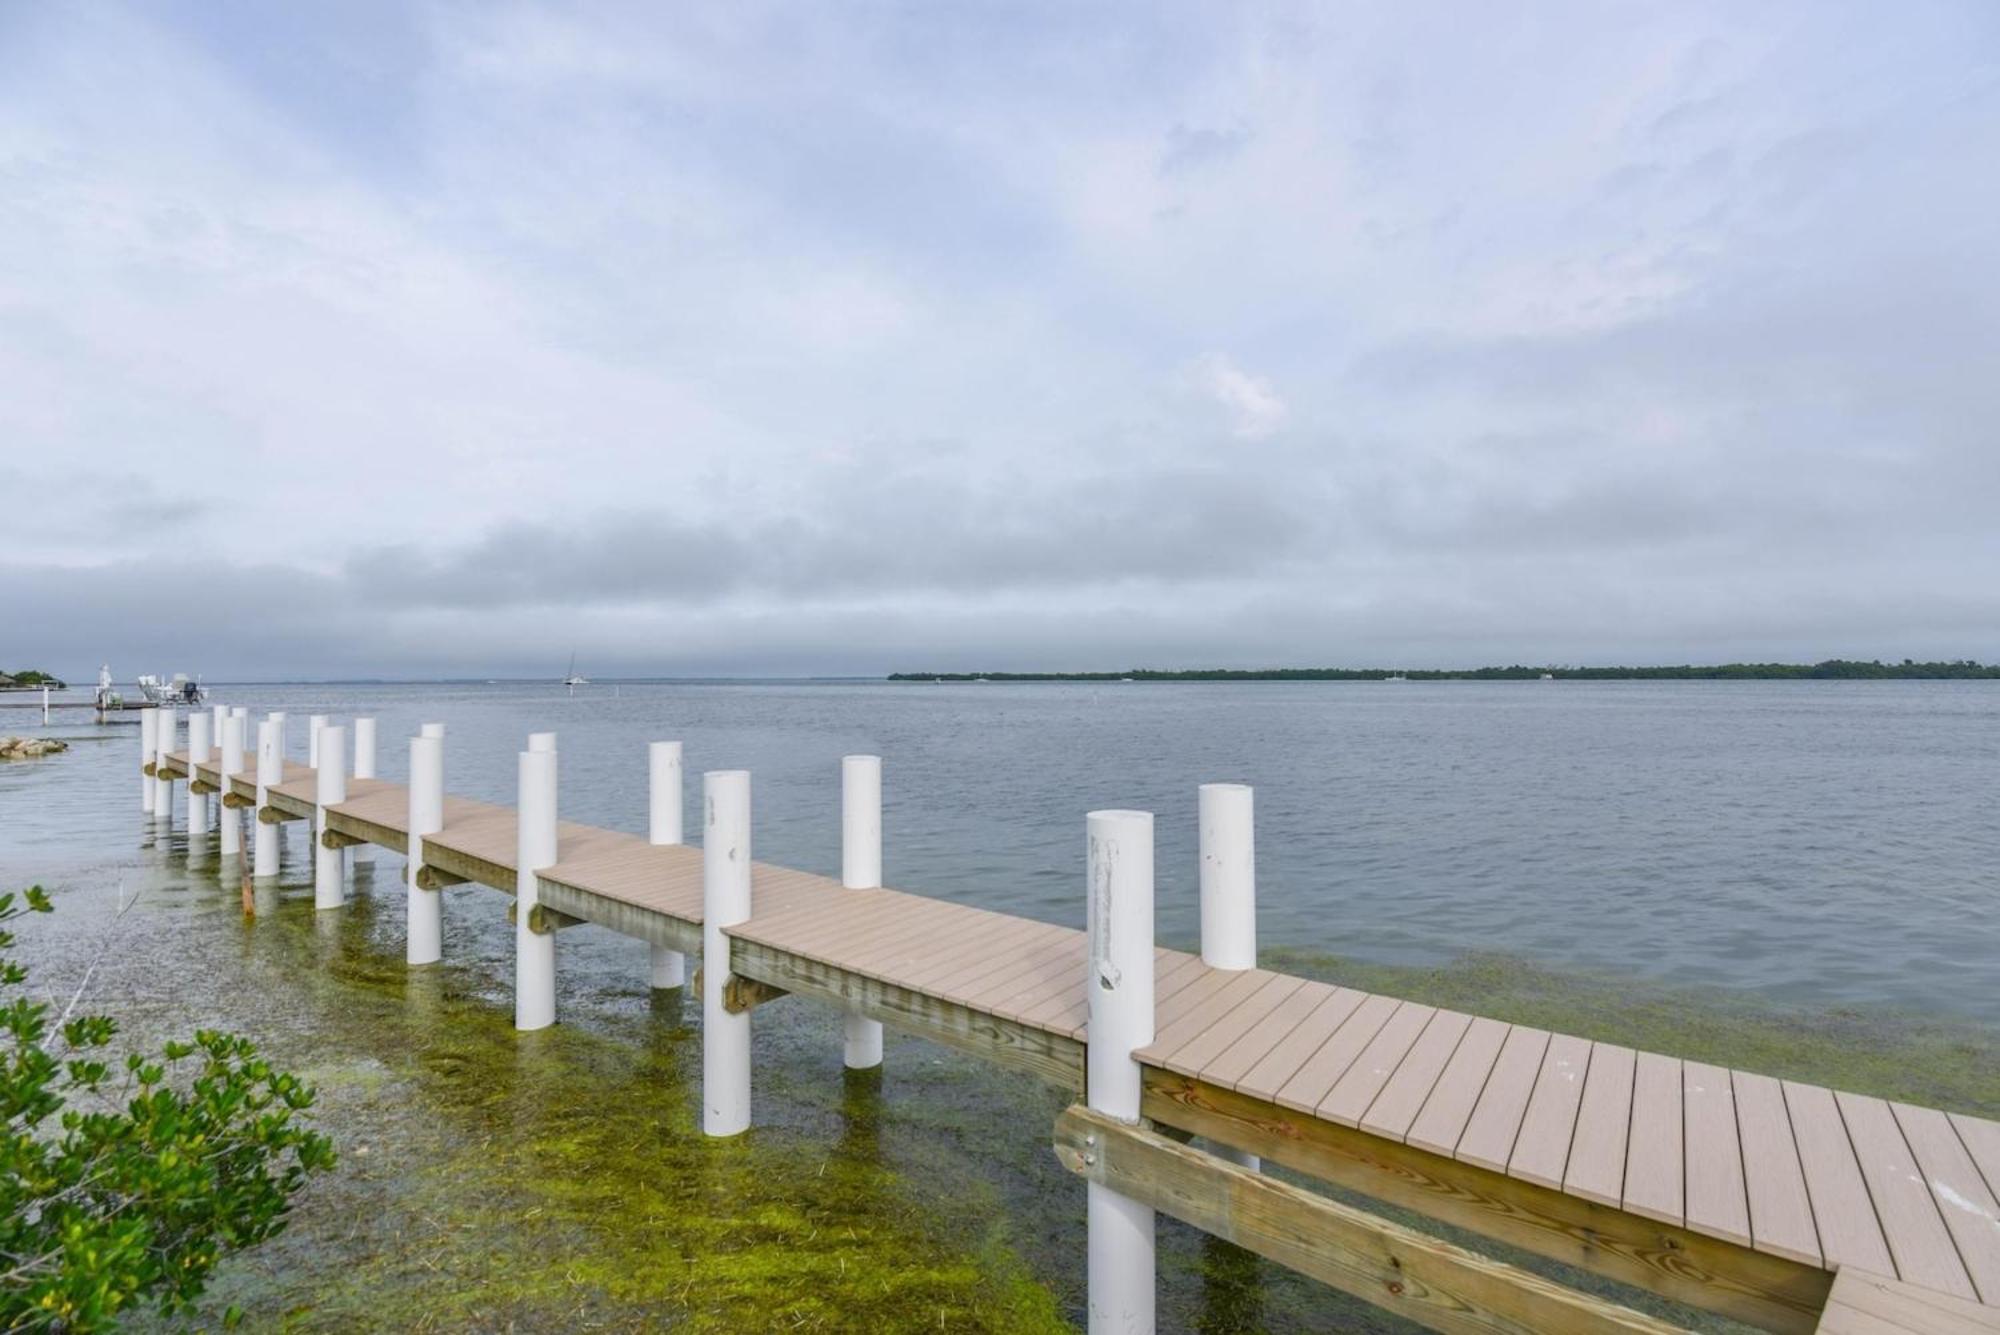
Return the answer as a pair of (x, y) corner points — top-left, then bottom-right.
(137, 703), (2000, 1334)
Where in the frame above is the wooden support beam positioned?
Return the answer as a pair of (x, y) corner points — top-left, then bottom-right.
(257, 805), (306, 825)
(723, 974), (788, 1014)
(418, 840), (516, 895)
(729, 937), (1084, 1090)
(536, 875), (699, 955)
(142, 761), (156, 776)
(1055, 1106), (1684, 1335)
(1140, 1070), (1829, 1334)
(506, 901), (585, 935)
(222, 791), (253, 809)
(189, 778), (218, 795)
(415, 864), (469, 891)
(319, 828), (364, 850)
(326, 807), (408, 856)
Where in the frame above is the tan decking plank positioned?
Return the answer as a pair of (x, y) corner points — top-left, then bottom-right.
(1787, 1081), (1897, 1278)
(1564, 1042), (1636, 1207)
(1404, 1016), (1509, 1158)
(946, 928), (1088, 1013)
(1357, 1008), (1473, 1142)
(1815, 1268), (2000, 1334)
(980, 937), (1096, 1023)
(1269, 993), (1401, 1116)
(1227, 986), (1368, 1100)
(1142, 968), (1280, 1065)
(1953, 1114), (2000, 1203)
(1733, 1070), (1822, 1266)
(1622, 1053), (1685, 1226)
(886, 914), (1068, 993)
(1684, 1060), (1752, 1248)
(1317, 1001), (1437, 1128)
(1148, 964), (1251, 1041)
(1508, 1032), (1592, 1191)
(1838, 1091), (1976, 1299)
(1893, 1103), (2000, 1303)
(1454, 1024), (1551, 1173)
(1200, 981), (1353, 1092)
(1141, 974), (1304, 1076)
(1037, 948), (1205, 1039)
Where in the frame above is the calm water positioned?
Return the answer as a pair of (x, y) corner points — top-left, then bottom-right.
(3, 678), (1997, 1330)
(7, 678), (1996, 1018)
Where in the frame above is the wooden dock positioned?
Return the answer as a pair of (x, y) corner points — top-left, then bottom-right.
(153, 736), (2000, 1335)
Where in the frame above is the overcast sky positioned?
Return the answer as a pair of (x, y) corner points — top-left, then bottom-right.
(4, 2), (1998, 679)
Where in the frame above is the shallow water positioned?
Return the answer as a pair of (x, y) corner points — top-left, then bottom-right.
(3, 681), (1997, 1331)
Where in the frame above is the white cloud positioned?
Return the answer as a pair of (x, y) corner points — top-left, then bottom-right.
(1188, 354), (1287, 440)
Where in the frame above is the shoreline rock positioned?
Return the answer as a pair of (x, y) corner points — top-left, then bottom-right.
(0, 736), (68, 760)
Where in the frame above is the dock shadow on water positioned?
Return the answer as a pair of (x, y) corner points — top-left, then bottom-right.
(20, 830), (2000, 1333)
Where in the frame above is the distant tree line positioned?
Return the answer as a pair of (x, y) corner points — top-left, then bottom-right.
(1, 668), (65, 688)
(888, 659), (2000, 683)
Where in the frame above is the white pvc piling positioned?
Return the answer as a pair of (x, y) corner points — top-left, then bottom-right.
(647, 741), (686, 989)
(702, 769), (752, 1136)
(515, 738), (559, 1030)
(41, 684), (49, 724)
(1198, 783), (1260, 1170)
(140, 707), (157, 814)
(1085, 809), (1157, 1335)
(254, 718), (281, 877)
(353, 717), (377, 779)
(219, 713), (245, 858)
(406, 729), (446, 966)
(154, 709), (176, 824)
(1199, 784), (1256, 970)
(421, 722), (444, 739)
(840, 755), (885, 1070)
(308, 714), (327, 769)
(313, 725), (347, 909)
(187, 712), (212, 838)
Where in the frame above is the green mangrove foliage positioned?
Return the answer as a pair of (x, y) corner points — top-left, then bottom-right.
(891, 659), (2000, 682)
(0, 887), (335, 1331)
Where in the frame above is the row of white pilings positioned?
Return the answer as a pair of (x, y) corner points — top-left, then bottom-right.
(139, 708), (1257, 1335)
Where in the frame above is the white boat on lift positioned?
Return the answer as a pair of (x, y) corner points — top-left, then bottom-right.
(136, 671), (204, 705)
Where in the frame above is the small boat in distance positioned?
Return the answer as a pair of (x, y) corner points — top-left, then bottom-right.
(1384, 673), (1408, 683)
(136, 672), (204, 705)
(562, 652), (589, 694)
(1541, 672), (1556, 681)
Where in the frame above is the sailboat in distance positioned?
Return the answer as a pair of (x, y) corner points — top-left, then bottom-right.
(563, 651), (589, 694)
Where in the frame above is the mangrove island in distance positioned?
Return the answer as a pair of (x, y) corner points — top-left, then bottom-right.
(890, 659), (2000, 682)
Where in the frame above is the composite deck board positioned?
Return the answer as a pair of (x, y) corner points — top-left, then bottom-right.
(1139, 973), (1304, 1078)
(1401, 1015), (1508, 1158)
(1142, 967), (1275, 1062)
(1894, 1103), (2000, 1302)
(1788, 1080), (1898, 1277)
(1563, 1042), (1636, 1207)
(155, 750), (2000, 1312)
(1622, 1052), (1685, 1226)
(1685, 1060), (1753, 1247)
(1357, 1008), (1473, 1141)
(1454, 1024), (1550, 1173)
(1814, 1269), (2000, 1334)
(1734, 1070), (1822, 1266)
(1508, 1032), (1593, 1190)
(1317, 1000), (1437, 1127)
(1269, 993), (1402, 1116)
(1199, 981), (1354, 1093)
(1839, 1091), (1976, 1300)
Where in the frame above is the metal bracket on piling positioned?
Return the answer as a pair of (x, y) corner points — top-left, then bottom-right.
(414, 864), (468, 891)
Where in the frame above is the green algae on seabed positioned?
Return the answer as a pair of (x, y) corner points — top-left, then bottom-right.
(149, 882), (1073, 1334)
